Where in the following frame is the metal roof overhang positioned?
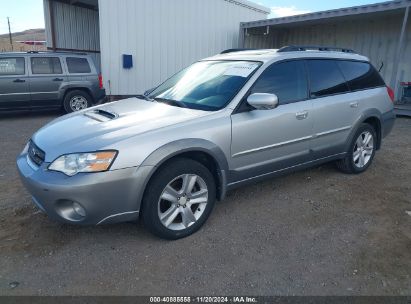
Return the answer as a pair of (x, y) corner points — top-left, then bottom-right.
(54, 0), (269, 14)
(50, 0), (98, 10)
(240, 0), (411, 29)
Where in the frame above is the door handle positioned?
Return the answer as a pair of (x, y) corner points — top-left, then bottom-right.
(53, 78), (64, 82)
(350, 102), (359, 108)
(13, 79), (25, 83)
(296, 111), (308, 120)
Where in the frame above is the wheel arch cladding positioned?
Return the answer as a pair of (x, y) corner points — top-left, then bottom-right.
(363, 116), (381, 149)
(63, 87), (94, 102)
(347, 109), (383, 152)
(140, 139), (229, 202)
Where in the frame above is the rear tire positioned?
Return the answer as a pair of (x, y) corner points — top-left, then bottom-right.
(63, 90), (92, 113)
(141, 158), (216, 240)
(336, 123), (377, 174)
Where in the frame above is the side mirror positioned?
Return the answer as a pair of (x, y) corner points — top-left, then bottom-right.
(247, 93), (279, 110)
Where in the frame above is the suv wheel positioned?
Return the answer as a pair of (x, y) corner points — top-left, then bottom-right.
(63, 90), (92, 113)
(336, 123), (377, 174)
(142, 158), (216, 239)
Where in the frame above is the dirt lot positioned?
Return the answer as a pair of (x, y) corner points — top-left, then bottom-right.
(0, 112), (410, 296)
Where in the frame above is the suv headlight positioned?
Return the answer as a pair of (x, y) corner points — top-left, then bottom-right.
(48, 151), (117, 176)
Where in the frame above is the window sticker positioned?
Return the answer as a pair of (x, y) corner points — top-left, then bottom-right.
(0, 59), (17, 74)
(223, 63), (259, 78)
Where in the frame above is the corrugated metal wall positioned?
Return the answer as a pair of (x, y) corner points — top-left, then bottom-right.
(244, 11), (410, 95)
(98, 0), (267, 95)
(43, 0), (101, 68)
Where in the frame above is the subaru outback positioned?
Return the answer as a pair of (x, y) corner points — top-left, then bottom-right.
(17, 46), (395, 239)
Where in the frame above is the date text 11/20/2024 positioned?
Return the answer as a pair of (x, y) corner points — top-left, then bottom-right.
(149, 297), (258, 303)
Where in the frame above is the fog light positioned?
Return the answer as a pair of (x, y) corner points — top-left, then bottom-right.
(55, 200), (87, 222)
(72, 202), (86, 217)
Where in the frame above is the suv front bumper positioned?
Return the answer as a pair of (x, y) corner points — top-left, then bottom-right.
(17, 153), (152, 225)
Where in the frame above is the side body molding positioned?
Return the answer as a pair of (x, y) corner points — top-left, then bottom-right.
(138, 138), (229, 203)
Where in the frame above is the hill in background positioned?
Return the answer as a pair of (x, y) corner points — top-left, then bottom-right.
(0, 28), (46, 52)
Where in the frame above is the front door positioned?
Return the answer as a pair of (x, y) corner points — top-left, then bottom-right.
(0, 56), (30, 110)
(230, 60), (313, 183)
(29, 56), (67, 108)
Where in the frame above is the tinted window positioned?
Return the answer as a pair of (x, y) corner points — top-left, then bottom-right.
(337, 61), (385, 91)
(0, 57), (25, 75)
(31, 57), (62, 74)
(250, 60), (308, 104)
(307, 60), (350, 97)
(66, 57), (91, 74)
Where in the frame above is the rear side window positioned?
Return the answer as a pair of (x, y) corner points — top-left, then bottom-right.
(337, 61), (385, 91)
(31, 57), (62, 74)
(251, 60), (308, 104)
(307, 60), (350, 98)
(0, 57), (25, 75)
(66, 57), (91, 74)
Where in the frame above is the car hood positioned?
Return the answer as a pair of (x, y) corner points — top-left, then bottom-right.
(32, 98), (213, 162)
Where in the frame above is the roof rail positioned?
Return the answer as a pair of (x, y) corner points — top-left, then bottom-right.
(25, 50), (88, 55)
(220, 48), (258, 54)
(278, 45), (356, 54)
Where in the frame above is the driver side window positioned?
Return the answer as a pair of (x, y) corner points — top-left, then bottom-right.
(250, 60), (309, 105)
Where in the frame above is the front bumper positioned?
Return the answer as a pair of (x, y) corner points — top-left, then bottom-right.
(17, 153), (152, 225)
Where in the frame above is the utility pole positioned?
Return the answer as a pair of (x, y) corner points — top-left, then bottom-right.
(7, 17), (13, 51)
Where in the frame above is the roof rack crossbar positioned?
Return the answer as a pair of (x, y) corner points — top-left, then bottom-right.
(278, 45), (356, 54)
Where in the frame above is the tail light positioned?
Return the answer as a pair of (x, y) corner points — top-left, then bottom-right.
(386, 86), (395, 103)
(98, 74), (103, 89)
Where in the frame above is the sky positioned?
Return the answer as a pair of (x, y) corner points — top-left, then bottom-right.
(0, 0), (44, 34)
(0, 0), (391, 35)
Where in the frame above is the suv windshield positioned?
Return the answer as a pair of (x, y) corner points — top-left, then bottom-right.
(148, 60), (261, 111)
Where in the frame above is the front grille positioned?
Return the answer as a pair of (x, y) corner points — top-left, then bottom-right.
(28, 140), (45, 167)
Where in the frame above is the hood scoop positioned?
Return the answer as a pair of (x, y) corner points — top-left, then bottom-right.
(84, 109), (119, 122)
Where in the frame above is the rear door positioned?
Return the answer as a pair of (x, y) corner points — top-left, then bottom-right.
(230, 60), (313, 182)
(29, 56), (67, 108)
(0, 56), (30, 110)
(307, 59), (357, 159)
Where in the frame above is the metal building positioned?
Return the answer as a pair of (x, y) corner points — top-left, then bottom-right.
(240, 0), (411, 111)
(43, 0), (269, 96)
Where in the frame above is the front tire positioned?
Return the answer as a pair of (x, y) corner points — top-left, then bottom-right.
(141, 158), (216, 240)
(63, 90), (92, 113)
(336, 123), (377, 174)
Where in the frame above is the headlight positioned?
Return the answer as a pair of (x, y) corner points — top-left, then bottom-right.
(48, 151), (117, 176)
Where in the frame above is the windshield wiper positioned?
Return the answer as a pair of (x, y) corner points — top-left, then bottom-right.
(154, 98), (188, 108)
(135, 94), (154, 102)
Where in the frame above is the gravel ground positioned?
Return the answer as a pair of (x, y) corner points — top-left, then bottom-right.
(0, 112), (410, 296)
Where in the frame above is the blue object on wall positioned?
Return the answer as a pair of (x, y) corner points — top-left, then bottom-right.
(123, 54), (133, 69)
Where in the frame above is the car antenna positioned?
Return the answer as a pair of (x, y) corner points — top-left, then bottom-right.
(378, 61), (384, 73)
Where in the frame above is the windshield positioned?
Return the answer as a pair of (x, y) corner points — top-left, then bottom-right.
(148, 60), (261, 111)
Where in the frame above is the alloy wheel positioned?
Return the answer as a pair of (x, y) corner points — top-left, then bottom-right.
(353, 131), (374, 168)
(69, 96), (88, 111)
(157, 174), (208, 231)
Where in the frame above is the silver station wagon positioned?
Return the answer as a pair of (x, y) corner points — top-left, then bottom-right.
(17, 46), (395, 239)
